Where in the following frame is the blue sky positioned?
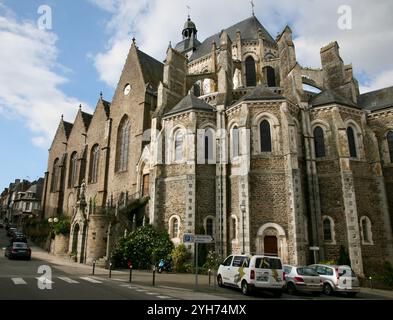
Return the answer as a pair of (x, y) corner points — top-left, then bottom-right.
(0, 0), (392, 191)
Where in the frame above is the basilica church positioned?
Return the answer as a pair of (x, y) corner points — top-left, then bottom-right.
(41, 13), (393, 276)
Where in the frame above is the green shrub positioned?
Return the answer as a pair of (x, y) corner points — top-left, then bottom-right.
(53, 216), (71, 236)
(171, 244), (191, 272)
(203, 250), (223, 271)
(111, 225), (174, 269)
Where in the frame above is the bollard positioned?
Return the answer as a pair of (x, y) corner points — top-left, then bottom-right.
(208, 269), (211, 286)
(92, 260), (96, 275)
(109, 262), (112, 278)
(152, 266), (156, 286)
(369, 277), (373, 289)
(129, 266), (133, 283)
(213, 270), (217, 291)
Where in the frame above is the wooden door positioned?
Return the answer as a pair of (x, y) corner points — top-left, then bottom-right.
(264, 236), (278, 256)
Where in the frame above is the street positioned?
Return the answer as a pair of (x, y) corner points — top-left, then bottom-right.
(0, 228), (392, 300)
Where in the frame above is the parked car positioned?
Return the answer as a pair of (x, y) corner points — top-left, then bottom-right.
(283, 265), (323, 296)
(10, 233), (27, 244)
(217, 254), (285, 297)
(4, 242), (31, 260)
(309, 264), (360, 297)
(6, 227), (17, 237)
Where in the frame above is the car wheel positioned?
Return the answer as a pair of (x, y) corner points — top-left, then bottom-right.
(217, 275), (223, 287)
(287, 282), (297, 295)
(241, 280), (250, 296)
(323, 283), (333, 296)
(346, 292), (358, 298)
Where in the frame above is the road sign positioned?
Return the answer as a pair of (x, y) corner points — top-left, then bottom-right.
(194, 235), (214, 244)
(183, 234), (214, 244)
(310, 246), (320, 251)
(183, 234), (194, 243)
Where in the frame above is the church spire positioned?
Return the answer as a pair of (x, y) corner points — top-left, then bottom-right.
(182, 14), (197, 40)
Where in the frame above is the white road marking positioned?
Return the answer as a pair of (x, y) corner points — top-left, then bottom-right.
(157, 296), (172, 299)
(12, 278), (27, 285)
(58, 277), (79, 284)
(35, 277), (54, 284)
(146, 292), (159, 295)
(136, 289), (148, 292)
(80, 277), (103, 284)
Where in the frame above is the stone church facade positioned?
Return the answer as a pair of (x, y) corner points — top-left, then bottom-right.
(41, 14), (393, 276)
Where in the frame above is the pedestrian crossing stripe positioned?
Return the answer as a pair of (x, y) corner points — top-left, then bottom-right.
(11, 278), (27, 285)
(80, 277), (103, 284)
(157, 296), (172, 299)
(58, 277), (79, 284)
(36, 277), (54, 284)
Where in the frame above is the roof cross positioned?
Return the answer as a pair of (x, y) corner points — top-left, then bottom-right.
(250, 0), (255, 16)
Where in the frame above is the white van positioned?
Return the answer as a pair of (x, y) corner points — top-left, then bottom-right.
(217, 254), (286, 297)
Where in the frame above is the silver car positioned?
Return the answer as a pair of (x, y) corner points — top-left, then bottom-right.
(309, 264), (360, 297)
(283, 265), (322, 296)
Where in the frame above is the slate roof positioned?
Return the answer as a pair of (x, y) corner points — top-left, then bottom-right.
(137, 49), (164, 91)
(358, 86), (393, 112)
(310, 90), (359, 109)
(234, 86), (285, 106)
(81, 111), (93, 130)
(165, 93), (215, 117)
(175, 37), (201, 54)
(102, 99), (111, 117)
(63, 121), (73, 139)
(189, 16), (276, 62)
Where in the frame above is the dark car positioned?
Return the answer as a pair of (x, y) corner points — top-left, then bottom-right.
(7, 227), (17, 237)
(5, 242), (31, 260)
(10, 234), (27, 244)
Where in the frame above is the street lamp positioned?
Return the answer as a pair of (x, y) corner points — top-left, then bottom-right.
(240, 203), (246, 254)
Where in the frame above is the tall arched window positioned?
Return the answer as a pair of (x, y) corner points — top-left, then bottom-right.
(245, 56), (256, 87)
(204, 217), (214, 237)
(360, 216), (373, 244)
(231, 126), (240, 158)
(174, 130), (184, 162)
(116, 117), (131, 172)
(230, 216), (237, 240)
(204, 128), (214, 163)
(89, 145), (100, 184)
(387, 131), (393, 163)
(314, 126), (326, 158)
(170, 217), (180, 238)
(347, 126), (357, 158)
(260, 120), (272, 152)
(323, 217), (333, 242)
(51, 158), (59, 192)
(265, 66), (276, 87)
(69, 152), (78, 188)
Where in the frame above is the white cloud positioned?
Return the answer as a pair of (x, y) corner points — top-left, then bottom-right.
(0, 6), (90, 149)
(89, 0), (393, 93)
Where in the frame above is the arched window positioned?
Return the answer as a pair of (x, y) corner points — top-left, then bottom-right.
(69, 152), (78, 188)
(89, 145), (100, 184)
(323, 217), (333, 242)
(260, 120), (272, 152)
(170, 216), (180, 239)
(360, 216), (373, 244)
(314, 126), (326, 158)
(193, 82), (201, 97)
(265, 66), (276, 87)
(51, 158), (59, 192)
(206, 218), (214, 236)
(174, 130), (184, 162)
(231, 126), (240, 158)
(204, 128), (214, 163)
(245, 56), (256, 87)
(116, 117), (131, 172)
(387, 131), (393, 163)
(347, 126), (357, 158)
(230, 216), (237, 241)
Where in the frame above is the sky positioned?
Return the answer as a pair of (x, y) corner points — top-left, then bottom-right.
(0, 0), (392, 191)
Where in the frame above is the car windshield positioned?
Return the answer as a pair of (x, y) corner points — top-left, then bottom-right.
(255, 257), (282, 269)
(13, 243), (28, 249)
(297, 267), (319, 276)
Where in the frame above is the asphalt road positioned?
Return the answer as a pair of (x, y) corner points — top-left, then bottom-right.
(0, 227), (391, 300)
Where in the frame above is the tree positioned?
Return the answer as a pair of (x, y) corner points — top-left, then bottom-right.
(171, 244), (191, 272)
(111, 225), (174, 269)
(338, 245), (351, 266)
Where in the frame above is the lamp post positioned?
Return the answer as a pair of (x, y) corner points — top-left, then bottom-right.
(240, 203), (246, 254)
(48, 217), (59, 253)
